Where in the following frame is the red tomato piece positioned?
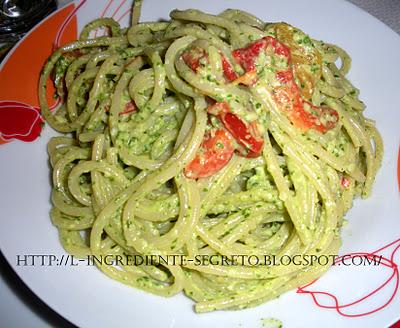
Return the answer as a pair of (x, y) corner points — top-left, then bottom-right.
(119, 100), (136, 116)
(184, 129), (235, 179)
(232, 38), (266, 72)
(231, 36), (338, 133)
(264, 37), (338, 132)
(181, 47), (208, 72)
(221, 54), (238, 81)
(264, 36), (291, 58)
(272, 68), (338, 133)
(341, 177), (350, 188)
(207, 102), (264, 158)
(276, 70), (294, 84)
(221, 113), (264, 157)
(232, 36), (290, 73)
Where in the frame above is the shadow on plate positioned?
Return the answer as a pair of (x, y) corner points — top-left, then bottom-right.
(0, 251), (77, 328)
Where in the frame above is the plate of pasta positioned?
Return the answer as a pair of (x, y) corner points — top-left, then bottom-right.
(0, 0), (399, 327)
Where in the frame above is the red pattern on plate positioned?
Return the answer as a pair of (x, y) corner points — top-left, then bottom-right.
(0, 3), (78, 144)
(297, 238), (400, 317)
(391, 319), (400, 328)
(0, 101), (43, 142)
(55, 0), (87, 49)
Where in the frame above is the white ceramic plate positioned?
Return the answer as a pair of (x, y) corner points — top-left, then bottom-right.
(0, 0), (399, 327)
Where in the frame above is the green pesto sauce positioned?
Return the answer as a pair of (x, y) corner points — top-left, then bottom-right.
(260, 317), (283, 328)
